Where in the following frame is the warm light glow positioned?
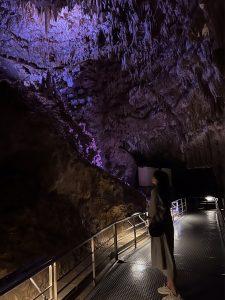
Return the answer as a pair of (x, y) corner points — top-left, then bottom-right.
(205, 196), (215, 202)
(132, 263), (146, 272)
(131, 262), (146, 279)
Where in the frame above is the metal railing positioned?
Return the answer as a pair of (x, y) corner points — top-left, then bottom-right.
(170, 198), (187, 221)
(0, 198), (187, 300)
(216, 198), (225, 245)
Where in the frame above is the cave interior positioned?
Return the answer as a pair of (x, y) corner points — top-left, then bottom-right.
(0, 0), (224, 279)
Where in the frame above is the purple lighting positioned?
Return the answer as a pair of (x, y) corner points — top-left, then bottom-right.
(0, 1), (105, 88)
(78, 122), (103, 167)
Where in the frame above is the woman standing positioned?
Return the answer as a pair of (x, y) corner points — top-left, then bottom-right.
(148, 170), (182, 300)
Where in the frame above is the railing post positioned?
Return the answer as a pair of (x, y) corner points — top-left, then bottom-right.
(53, 262), (58, 300)
(91, 238), (96, 287)
(113, 223), (118, 261)
(171, 207), (174, 221)
(133, 216), (137, 249)
(145, 212), (149, 234)
(181, 198), (184, 214)
(30, 278), (46, 299)
(184, 197), (187, 212)
(49, 265), (53, 300)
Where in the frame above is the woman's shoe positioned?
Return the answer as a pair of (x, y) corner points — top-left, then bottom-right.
(162, 292), (183, 300)
(157, 284), (171, 295)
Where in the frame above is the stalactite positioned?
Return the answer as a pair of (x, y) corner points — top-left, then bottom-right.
(44, 8), (49, 34)
(53, 6), (58, 21)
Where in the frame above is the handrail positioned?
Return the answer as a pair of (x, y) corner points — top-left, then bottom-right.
(0, 257), (52, 295)
(215, 198), (225, 245)
(0, 198), (187, 299)
(0, 210), (147, 295)
(0, 212), (146, 296)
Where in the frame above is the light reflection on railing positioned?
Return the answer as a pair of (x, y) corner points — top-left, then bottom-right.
(0, 198), (186, 300)
(170, 198), (187, 221)
(216, 198), (225, 245)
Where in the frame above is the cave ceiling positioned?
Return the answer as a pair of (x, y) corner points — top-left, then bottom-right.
(0, 0), (224, 185)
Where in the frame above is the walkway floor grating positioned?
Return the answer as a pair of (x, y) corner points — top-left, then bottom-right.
(87, 210), (225, 300)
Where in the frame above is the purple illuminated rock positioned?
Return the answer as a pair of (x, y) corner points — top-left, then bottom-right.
(0, 81), (145, 277)
(0, 0), (224, 282)
(0, 0), (223, 189)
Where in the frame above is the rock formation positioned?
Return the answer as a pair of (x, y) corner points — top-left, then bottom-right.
(0, 0), (224, 277)
(0, 0), (224, 189)
(0, 81), (145, 277)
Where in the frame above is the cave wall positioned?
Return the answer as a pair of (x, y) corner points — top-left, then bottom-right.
(0, 81), (145, 278)
(0, 0), (224, 192)
(0, 0), (224, 283)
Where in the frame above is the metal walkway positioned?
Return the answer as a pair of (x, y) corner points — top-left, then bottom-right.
(87, 210), (225, 300)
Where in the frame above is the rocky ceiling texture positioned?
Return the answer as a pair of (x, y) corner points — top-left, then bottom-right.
(0, 0), (224, 192)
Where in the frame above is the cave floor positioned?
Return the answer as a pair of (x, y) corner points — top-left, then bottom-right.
(87, 210), (225, 300)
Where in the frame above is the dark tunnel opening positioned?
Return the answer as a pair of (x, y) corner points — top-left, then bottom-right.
(172, 167), (218, 198)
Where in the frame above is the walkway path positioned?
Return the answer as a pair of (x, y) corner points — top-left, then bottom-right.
(88, 210), (225, 300)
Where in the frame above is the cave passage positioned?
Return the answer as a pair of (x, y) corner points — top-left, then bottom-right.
(0, 0), (224, 299)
